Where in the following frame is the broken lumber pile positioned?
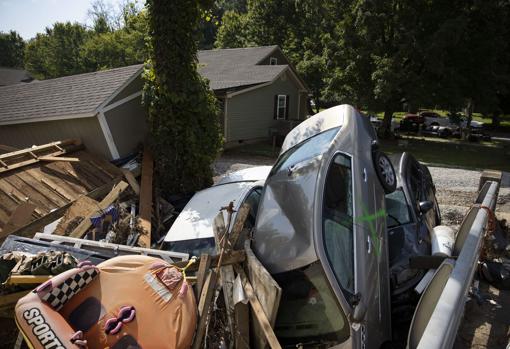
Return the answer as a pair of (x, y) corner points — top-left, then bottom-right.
(0, 140), (123, 240)
(189, 202), (283, 349)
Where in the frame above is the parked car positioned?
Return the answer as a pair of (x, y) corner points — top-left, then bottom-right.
(418, 111), (450, 128)
(161, 166), (271, 256)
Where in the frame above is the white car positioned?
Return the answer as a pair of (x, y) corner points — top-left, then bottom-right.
(162, 166), (271, 256)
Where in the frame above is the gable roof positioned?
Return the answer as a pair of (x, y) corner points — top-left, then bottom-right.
(0, 64), (142, 125)
(0, 67), (34, 86)
(198, 45), (293, 91)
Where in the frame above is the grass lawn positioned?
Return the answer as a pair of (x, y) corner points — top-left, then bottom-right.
(224, 136), (510, 172)
(380, 136), (510, 172)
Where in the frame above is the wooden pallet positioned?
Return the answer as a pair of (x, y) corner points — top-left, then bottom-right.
(0, 139), (83, 174)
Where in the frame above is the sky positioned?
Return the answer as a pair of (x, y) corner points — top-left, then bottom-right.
(0, 0), (125, 40)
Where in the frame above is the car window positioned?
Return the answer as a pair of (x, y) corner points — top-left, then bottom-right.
(243, 187), (262, 229)
(322, 153), (354, 296)
(271, 127), (340, 175)
(385, 189), (412, 228)
(273, 262), (350, 346)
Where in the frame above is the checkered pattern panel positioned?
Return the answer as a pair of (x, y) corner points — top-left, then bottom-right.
(41, 268), (99, 311)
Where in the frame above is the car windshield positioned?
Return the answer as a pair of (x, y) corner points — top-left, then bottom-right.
(271, 127), (340, 175)
(273, 261), (350, 347)
(385, 189), (412, 228)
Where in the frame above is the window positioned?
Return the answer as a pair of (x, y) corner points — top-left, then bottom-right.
(276, 94), (287, 119)
(385, 189), (412, 228)
(274, 262), (350, 346)
(271, 127), (339, 175)
(269, 57), (278, 65)
(322, 153), (354, 296)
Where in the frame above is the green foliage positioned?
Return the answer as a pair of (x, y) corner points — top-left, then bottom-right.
(144, 0), (223, 195)
(0, 30), (25, 68)
(214, 11), (250, 48)
(24, 22), (88, 79)
(23, 1), (147, 80)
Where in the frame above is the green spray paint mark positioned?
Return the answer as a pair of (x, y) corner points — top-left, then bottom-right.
(356, 204), (385, 257)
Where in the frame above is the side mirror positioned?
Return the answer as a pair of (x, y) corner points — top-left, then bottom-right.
(350, 299), (367, 323)
(419, 200), (434, 214)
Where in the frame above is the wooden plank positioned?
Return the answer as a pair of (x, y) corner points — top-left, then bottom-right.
(40, 177), (75, 201)
(39, 156), (79, 162)
(213, 211), (236, 340)
(5, 275), (52, 285)
(195, 253), (211, 300)
(53, 196), (99, 236)
(42, 160), (95, 193)
(4, 174), (57, 211)
(245, 241), (282, 349)
(0, 140), (83, 174)
(1, 202), (36, 238)
(173, 250), (245, 272)
(121, 168), (140, 195)
(0, 139), (78, 160)
(69, 181), (128, 238)
(5, 179), (120, 240)
(138, 147), (153, 248)
(192, 270), (218, 349)
(230, 203), (251, 248)
(235, 301), (250, 349)
(14, 171), (67, 207)
(234, 266), (282, 349)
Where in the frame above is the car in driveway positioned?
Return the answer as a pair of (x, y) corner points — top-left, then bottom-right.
(161, 166), (271, 256)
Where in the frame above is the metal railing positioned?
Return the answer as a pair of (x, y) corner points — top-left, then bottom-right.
(417, 180), (499, 348)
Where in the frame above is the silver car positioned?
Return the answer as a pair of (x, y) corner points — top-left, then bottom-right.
(253, 105), (397, 348)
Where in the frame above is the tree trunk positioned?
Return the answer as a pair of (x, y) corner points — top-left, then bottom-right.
(381, 108), (393, 139)
(492, 111), (501, 128)
(464, 99), (474, 140)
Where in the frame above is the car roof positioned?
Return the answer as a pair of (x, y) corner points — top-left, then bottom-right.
(165, 180), (262, 242)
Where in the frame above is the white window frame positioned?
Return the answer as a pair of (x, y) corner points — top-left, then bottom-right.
(276, 95), (287, 120)
(269, 57), (278, 65)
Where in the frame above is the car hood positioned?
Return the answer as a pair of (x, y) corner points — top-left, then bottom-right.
(215, 166), (272, 185)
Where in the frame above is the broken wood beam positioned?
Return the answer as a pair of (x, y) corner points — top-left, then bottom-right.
(39, 156), (79, 162)
(138, 147), (153, 248)
(234, 265), (282, 349)
(69, 180), (129, 238)
(5, 275), (52, 285)
(121, 168), (140, 195)
(0, 139), (84, 174)
(195, 253), (211, 300)
(192, 269), (218, 349)
(229, 203), (251, 248)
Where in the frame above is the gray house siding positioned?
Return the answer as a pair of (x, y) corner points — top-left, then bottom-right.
(0, 117), (111, 158)
(226, 70), (302, 142)
(258, 50), (289, 66)
(105, 95), (147, 157)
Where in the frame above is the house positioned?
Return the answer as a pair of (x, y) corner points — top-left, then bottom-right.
(0, 67), (34, 86)
(0, 46), (310, 160)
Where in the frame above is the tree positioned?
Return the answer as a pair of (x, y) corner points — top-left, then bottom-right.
(214, 10), (250, 48)
(144, 0), (222, 195)
(24, 22), (88, 79)
(81, 9), (147, 71)
(0, 31), (25, 68)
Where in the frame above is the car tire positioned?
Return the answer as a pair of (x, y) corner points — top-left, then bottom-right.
(373, 151), (397, 194)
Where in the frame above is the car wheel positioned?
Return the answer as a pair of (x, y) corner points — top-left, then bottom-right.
(373, 151), (397, 194)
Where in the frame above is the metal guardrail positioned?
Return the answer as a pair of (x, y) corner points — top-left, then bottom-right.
(417, 180), (499, 349)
